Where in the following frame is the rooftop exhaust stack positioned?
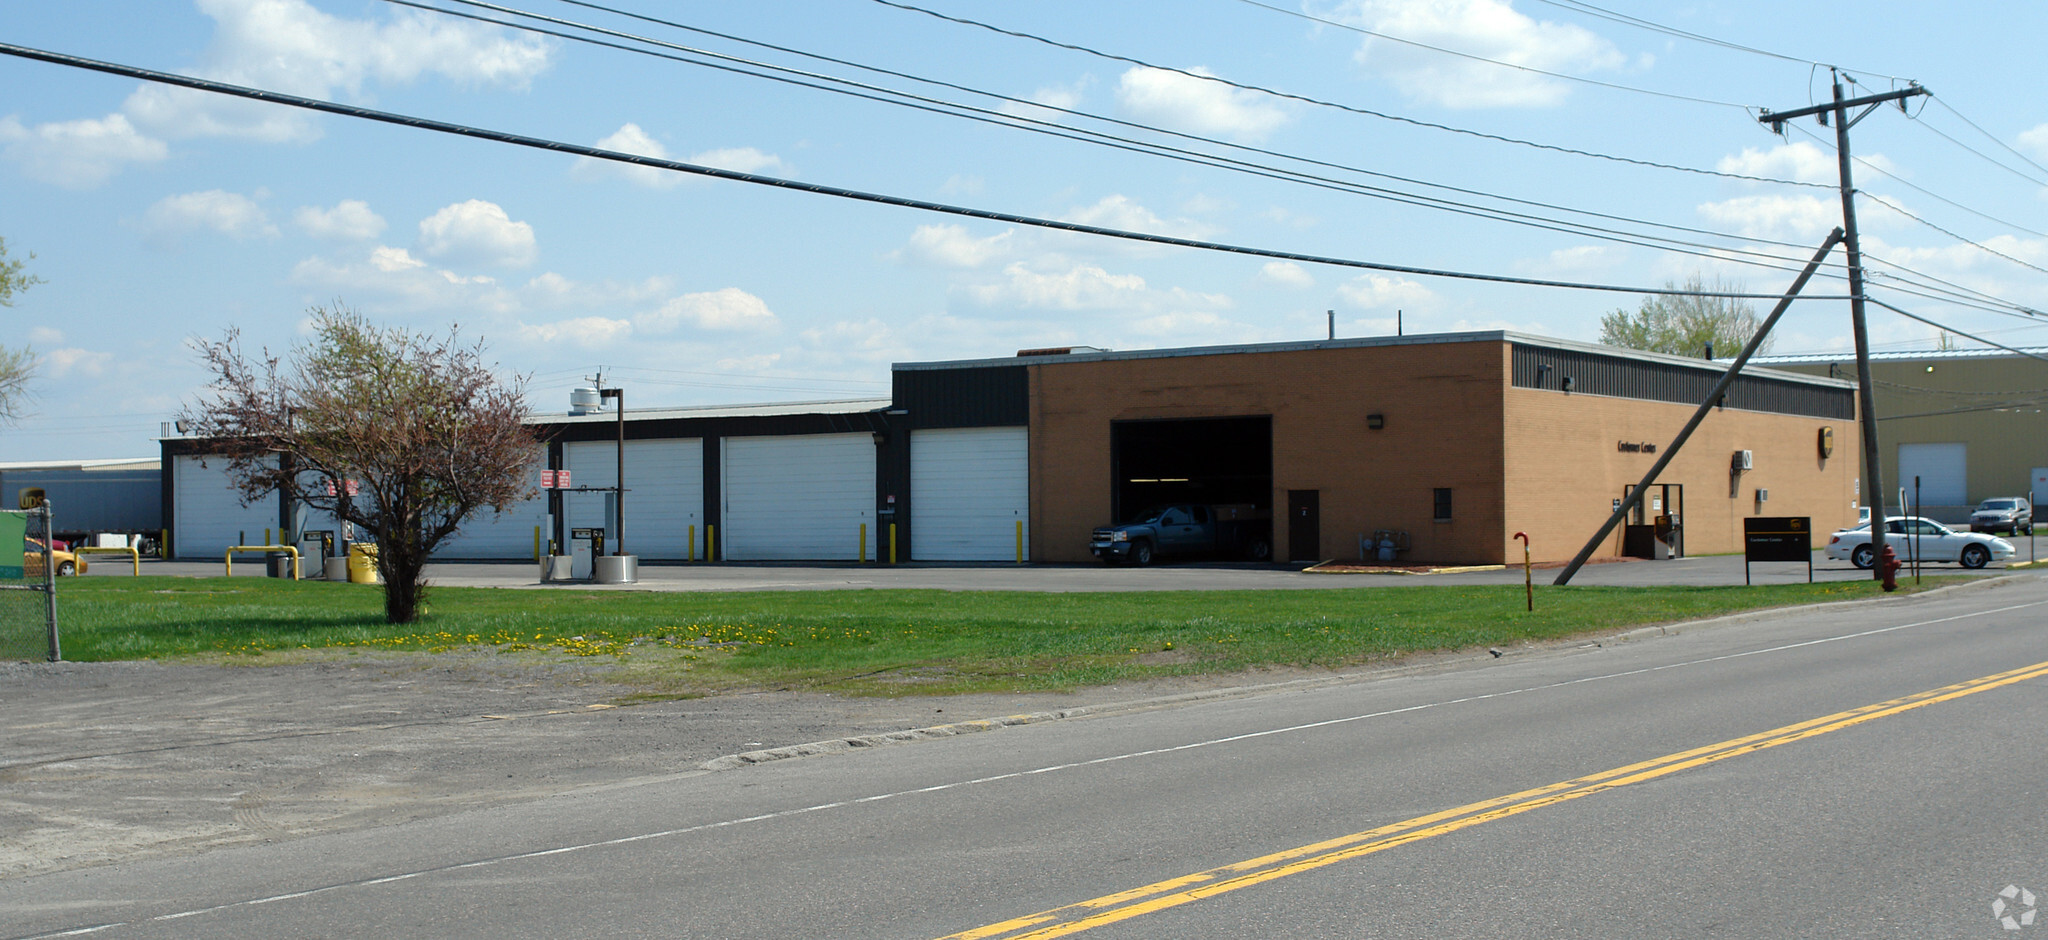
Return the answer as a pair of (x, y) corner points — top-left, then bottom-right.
(569, 386), (604, 415)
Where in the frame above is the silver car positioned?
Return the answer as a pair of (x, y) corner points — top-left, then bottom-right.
(1824, 516), (2015, 570)
(1971, 497), (2034, 535)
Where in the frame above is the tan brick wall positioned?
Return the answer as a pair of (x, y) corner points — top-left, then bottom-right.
(1503, 384), (1860, 564)
(1030, 342), (1508, 564)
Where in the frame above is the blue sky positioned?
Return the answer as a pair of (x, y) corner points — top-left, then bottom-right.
(3, 0), (2045, 458)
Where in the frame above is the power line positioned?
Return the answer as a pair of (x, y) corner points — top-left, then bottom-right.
(0, 39), (1848, 304)
(861, 0), (1828, 188)
(1221, 0), (1748, 108)
(1858, 192), (2048, 279)
(1784, 121), (2048, 239)
(1929, 95), (2048, 179)
(1867, 296), (2048, 367)
(1523, 0), (1909, 80)
(524, 0), (1828, 256)
(394, 0), (1837, 276)
(1905, 109), (2048, 189)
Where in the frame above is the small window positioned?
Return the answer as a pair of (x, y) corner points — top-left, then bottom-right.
(1433, 488), (1453, 522)
(1161, 508), (1190, 526)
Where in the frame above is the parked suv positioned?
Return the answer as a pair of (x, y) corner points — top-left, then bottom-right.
(1971, 497), (2033, 535)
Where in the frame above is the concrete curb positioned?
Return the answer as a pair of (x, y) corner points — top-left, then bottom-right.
(696, 569), (2038, 773)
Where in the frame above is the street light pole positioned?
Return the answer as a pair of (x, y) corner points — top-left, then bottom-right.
(602, 386), (623, 556)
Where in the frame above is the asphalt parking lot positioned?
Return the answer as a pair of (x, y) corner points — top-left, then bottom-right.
(101, 540), (2046, 591)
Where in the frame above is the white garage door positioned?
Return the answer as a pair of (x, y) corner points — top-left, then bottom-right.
(1898, 442), (1967, 507)
(911, 427), (1029, 561)
(172, 455), (279, 559)
(563, 439), (704, 559)
(437, 448), (551, 560)
(721, 434), (875, 560)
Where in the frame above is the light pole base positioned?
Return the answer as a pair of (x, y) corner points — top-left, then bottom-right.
(593, 554), (638, 584)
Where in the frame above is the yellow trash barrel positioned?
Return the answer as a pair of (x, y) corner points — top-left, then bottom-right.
(347, 543), (381, 584)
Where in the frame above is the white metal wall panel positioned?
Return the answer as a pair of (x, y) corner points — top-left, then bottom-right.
(436, 448), (552, 559)
(911, 427), (1029, 561)
(172, 455), (279, 559)
(721, 434), (875, 560)
(1898, 442), (1968, 506)
(563, 439), (704, 559)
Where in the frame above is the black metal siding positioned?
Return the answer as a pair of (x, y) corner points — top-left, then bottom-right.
(1511, 344), (1853, 418)
(891, 365), (1028, 429)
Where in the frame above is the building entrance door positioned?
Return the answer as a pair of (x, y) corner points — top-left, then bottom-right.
(1622, 482), (1685, 558)
(1287, 489), (1320, 562)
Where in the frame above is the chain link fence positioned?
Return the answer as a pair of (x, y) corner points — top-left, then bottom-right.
(1, 506), (60, 662)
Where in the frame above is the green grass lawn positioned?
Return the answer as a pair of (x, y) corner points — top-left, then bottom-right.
(47, 576), (1962, 696)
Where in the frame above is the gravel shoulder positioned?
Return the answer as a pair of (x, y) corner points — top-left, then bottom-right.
(0, 651), (1317, 879)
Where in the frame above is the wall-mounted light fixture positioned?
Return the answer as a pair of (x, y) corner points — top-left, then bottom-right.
(1561, 375), (1575, 393)
(1367, 413), (1385, 430)
(1818, 426), (1834, 459)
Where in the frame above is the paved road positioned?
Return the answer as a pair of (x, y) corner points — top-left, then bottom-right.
(114, 542), (2043, 591)
(10, 573), (2045, 938)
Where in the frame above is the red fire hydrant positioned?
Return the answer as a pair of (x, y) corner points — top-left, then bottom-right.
(1879, 544), (1902, 592)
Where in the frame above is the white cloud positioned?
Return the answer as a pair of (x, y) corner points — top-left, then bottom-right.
(1716, 142), (1837, 185)
(0, 114), (167, 189)
(369, 246), (428, 272)
(690, 147), (789, 176)
(900, 224), (1015, 268)
(1696, 194), (1839, 241)
(1517, 244), (1623, 276)
(968, 262), (1150, 310)
(520, 272), (671, 310)
(798, 318), (911, 366)
(417, 199), (536, 268)
(939, 175), (984, 196)
(138, 190), (279, 243)
(26, 327), (64, 345)
(294, 199), (386, 240)
(1063, 194), (1218, 240)
(1115, 67), (1290, 141)
(1258, 261), (1316, 288)
(573, 123), (678, 188)
(1337, 273), (1436, 309)
(122, 0), (551, 144)
(2021, 124), (2048, 161)
(639, 287), (779, 333)
(42, 348), (115, 378)
(1000, 79), (1090, 122)
(1334, 0), (1625, 108)
(290, 248), (515, 313)
(516, 316), (634, 350)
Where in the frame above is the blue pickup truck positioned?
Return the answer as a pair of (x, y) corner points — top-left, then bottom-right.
(1090, 503), (1272, 565)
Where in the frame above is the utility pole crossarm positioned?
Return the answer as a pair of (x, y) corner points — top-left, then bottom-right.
(1758, 85), (1927, 133)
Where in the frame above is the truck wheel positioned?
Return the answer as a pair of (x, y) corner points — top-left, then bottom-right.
(1245, 539), (1271, 562)
(1130, 540), (1154, 566)
(1960, 544), (1991, 569)
(1850, 544), (1875, 569)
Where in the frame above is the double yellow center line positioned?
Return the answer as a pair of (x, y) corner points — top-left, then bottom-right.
(944, 657), (2048, 939)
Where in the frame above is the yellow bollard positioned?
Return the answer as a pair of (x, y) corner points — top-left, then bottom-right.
(708, 524), (716, 562)
(1015, 519), (1025, 563)
(688, 524), (697, 562)
(889, 523), (898, 565)
(860, 523), (868, 563)
(533, 525), (542, 565)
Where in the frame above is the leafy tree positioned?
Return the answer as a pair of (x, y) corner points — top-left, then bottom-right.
(0, 236), (45, 421)
(1599, 273), (1771, 358)
(180, 305), (538, 623)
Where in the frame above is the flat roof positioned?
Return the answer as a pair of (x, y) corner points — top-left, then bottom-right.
(1754, 346), (2048, 365)
(531, 397), (893, 426)
(0, 458), (162, 472)
(896, 330), (1853, 388)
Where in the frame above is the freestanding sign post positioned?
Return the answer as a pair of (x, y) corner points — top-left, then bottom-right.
(1744, 517), (1813, 585)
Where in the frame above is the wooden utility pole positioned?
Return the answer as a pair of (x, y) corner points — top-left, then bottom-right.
(1759, 75), (1927, 584)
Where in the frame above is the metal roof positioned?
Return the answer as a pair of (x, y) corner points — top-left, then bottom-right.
(0, 457), (162, 472)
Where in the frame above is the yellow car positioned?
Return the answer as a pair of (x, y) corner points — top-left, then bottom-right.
(24, 538), (86, 576)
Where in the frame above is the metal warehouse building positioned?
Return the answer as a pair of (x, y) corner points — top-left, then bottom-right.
(161, 330), (1861, 567)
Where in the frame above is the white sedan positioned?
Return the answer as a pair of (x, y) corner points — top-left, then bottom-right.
(1824, 516), (2015, 570)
